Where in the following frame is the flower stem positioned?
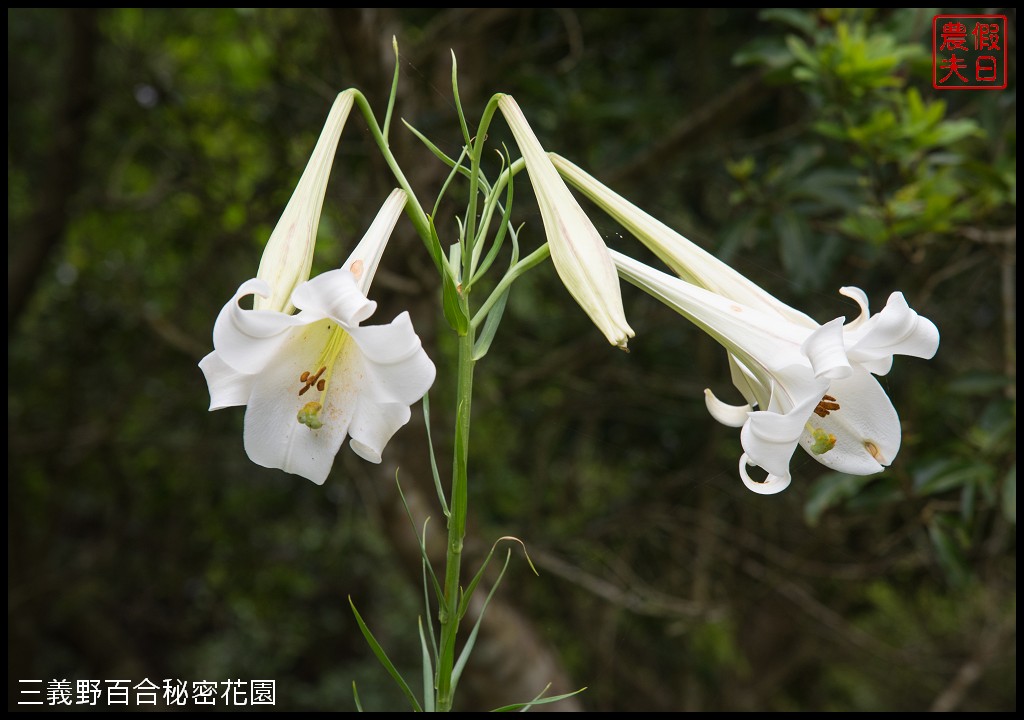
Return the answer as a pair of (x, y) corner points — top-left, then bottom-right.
(435, 99), (506, 711)
(351, 91), (440, 267)
(471, 243), (550, 331)
(436, 296), (475, 712)
(463, 94), (504, 265)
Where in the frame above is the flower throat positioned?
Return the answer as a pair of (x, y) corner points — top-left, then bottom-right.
(296, 323), (349, 430)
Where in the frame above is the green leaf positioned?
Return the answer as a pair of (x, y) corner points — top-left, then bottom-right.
(441, 266), (468, 336)
(348, 596), (423, 712)
(785, 35), (819, 71)
(421, 393), (450, 519)
(394, 476), (444, 604)
(458, 537), (538, 624)
(761, 8), (819, 36)
(927, 515), (971, 587)
(491, 685), (588, 712)
(470, 156), (518, 285)
(804, 472), (875, 526)
(419, 617), (435, 713)
(775, 209), (812, 289)
(725, 156), (756, 182)
(732, 38), (794, 70)
(404, 119), (470, 178)
(913, 458), (995, 497)
(451, 549), (513, 694)
(472, 286), (509, 361)
(451, 49), (472, 147)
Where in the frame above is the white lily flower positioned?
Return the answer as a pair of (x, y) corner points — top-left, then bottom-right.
(256, 90), (356, 314)
(557, 156), (939, 492)
(497, 95), (634, 350)
(610, 251), (925, 495)
(552, 155), (939, 365)
(199, 190), (436, 485)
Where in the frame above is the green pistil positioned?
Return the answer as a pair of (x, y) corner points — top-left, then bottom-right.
(809, 426), (837, 454)
(297, 401), (323, 429)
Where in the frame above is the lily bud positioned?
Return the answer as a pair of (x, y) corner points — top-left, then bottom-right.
(256, 89), (356, 314)
(497, 95), (634, 349)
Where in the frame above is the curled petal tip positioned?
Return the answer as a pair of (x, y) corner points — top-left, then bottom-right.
(705, 388), (752, 428)
(739, 454), (792, 495)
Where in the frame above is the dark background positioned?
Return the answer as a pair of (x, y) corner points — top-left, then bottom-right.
(8, 8), (1016, 711)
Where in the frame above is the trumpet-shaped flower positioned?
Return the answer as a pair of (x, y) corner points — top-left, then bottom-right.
(256, 90), (356, 314)
(199, 190), (436, 485)
(557, 155), (939, 492)
(497, 95), (634, 349)
(612, 250), (938, 495)
(553, 155), (939, 368)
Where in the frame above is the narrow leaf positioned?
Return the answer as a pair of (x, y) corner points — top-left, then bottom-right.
(491, 685), (589, 712)
(451, 550), (513, 693)
(421, 392), (450, 518)
(472, 287), (510, 361)
(419, 617), (435, 713)
(348, 596), (423, 712)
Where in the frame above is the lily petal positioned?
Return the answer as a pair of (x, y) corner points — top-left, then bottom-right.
(554, 154), (940, 378)
(203, 180), (433, 484)
(554, 158), (939, 494)
(213, 279), (307, 375)
(348, 313), (439, 405)
(243, 319), (357, 485)
(348, 400), (415, 464)
(801, 317), (852, 380)
(343, 317), (435, 462)
(844, 292), (941, 375)
(291, 270), (377, 327)
(798, 368), (901, 475)
(728, 354), (763, 409)
(704, 388), (752, 428)
(739, 454), (793, 495)
(342, 188), (408, 296)
(741, 388), (825, 478)
(551, 152), (817, 327)
(199, 351), (256, 410)
(613, 250), (820, 379)
(235, 311), (434, 484)
(839, 286), (872, 330)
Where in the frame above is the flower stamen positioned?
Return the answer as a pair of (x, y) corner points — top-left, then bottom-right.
(813, 394), (841, 418)
(297, 365), (327, 396)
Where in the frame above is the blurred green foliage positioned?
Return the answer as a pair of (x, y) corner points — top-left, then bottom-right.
(8, 8), (1015, 712)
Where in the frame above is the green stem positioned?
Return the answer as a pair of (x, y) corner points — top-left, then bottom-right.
(351, 91), (438, 263)
(463, 95), (505, 268)
(436, 298), (475, 712)
(471, 243), (550, 331)
(434, 97), (505, 714)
